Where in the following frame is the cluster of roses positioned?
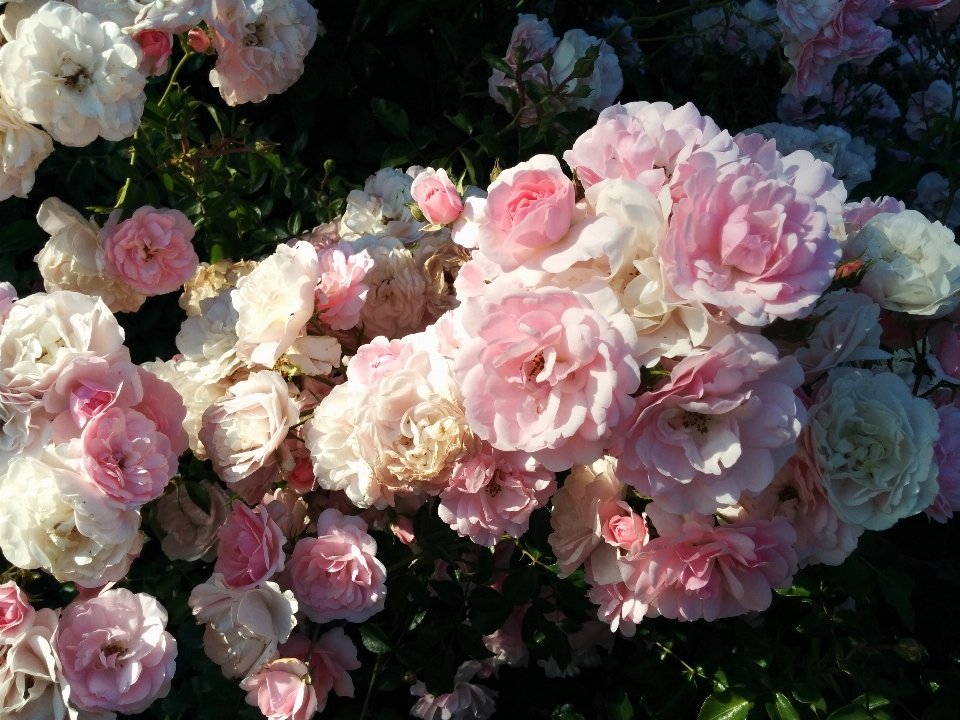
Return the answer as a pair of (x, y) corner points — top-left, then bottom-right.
(0, 0), (319, 198)
(0, 287), (187, 716)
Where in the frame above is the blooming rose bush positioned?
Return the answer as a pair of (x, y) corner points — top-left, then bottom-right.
(1, 2), (960, 719)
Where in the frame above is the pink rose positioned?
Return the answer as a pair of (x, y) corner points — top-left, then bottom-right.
(927, 403), (960, 522)
(618, 333), (805, 514)
(588, 580), (647, 636)
(619, 504), (798, 621)
(411, 662), (497, 720)
(0, 581), (34, 642)
(188, 27), (211, 53)
(315, 245), (374, 331)
(842, 196), (905, 235)
(936, 326), (960, 381)
(134, 365), (189, 457)
(240, 658), (318, 720)
(56, 589), (177, 714)
(600, 508), (648, 552)
(102, 206), (200, 296)
(42, 356), (142, 436)
(78, 407), (178, 509)
(411, 168), (464, 226)
(563, 101), (738, 199)
(438, 444), (556, 546)
(454, 282), (640, 471)
(279, 628), (361, 711)
(133, 30), (173, 76)
(286, 456), (318, 494)
(661, 144), (842, 326)
(465, 155), (576, 272)
(215, 502), (286, 588)
(287, 509), (387, 623)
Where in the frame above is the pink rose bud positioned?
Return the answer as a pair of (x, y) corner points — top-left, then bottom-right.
(391, 516), (416, 545)
(834, 258), (864, 281)
(188, 27), (211, 53)
(938, 326), (960, 380)
(240, 658), (318, 720)
(601, 508), (649, 552)
(0, 581), (35, 642)
(56, 589), (177, 715)
(134, 30), (173, 77)
(286, 456), (318, 494)
(215, 502), (287, 589)
(102, 206), (200, 296)
(411, 168), (464, 226)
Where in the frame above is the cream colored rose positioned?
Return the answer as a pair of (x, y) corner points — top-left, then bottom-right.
(189, 574), (297, 679)
(176, 290), (243, 385)
(0, 608), (66, 720)
(233, 241), (319, 367)
(180, 259), (258, 317)
(199, 370), (299, 484)
(0, 97), (52, 201)
(351, 235), (429, 339)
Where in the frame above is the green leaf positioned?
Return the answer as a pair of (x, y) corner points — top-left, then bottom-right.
(371, 98), (410, 138)
(791, 683), (826, 711)
(483, 53), (515, 78)
(386, 2), (421, 36)
(826, 704), (871, 720)
(606, 690), (634, 720)
(183, 481), (212, 515)
(876, 567), (915, 630)
(382, 141), (418, 168)
(766, 693), (800, 720)
(0, 219), (46, 254)
(360, 625), (392, 655)
(445, 111), (472, 136)
(496, 85), (520, 113)
(698, 691), (754, 720)
(459, 148), (481, 186)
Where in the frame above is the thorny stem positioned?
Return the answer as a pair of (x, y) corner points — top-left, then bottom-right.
(654, 640), (711, 681)
(358, 655), (383, 720)
(158, 49), (195, 108)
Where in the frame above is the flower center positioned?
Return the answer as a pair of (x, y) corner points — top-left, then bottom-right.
(486, 470), (503, 496)
(59, 62), (92, 92)
(244, 21), (267, 47)
(679, 411), (712, 436)
(526, 350), (546, 382)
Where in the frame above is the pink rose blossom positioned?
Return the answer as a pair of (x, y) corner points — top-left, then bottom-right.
(286, 456), (318, 494)
(454, 282), (640, 471)
(78, 407), (178, 509)
(56, 589), (177, 714)
(438, 444), (556, 546)
(102, 206), (200, 296)
(411, 168), (464, 226)
(601, 508), (648, 552)
(842, 196), (905, 235)
(134, 365), (190, 457)
(661, 144), (842, 326)
(240, 658), (318, 720)
(287, 509), (387, 623)
(506, 13), (557, 64)
(0, 581), (34, 642)
(482, 606), (528, 667)
(563, 101), (738, 199)
(279, 628), (361, 711)
(411, 662), (497, 720)
(618, 333), (806, 514)
(188, 27), (212, 52)
(215, 502), (286, 588)
(262, 487), (310, 540)
(133, 30), (173, 76)
(935, 326), (960, 382)
(926, 403), (960, 522)
(315, 245), (374, 331)
(42, 356), (142, 437)
(588, 581), (647, 636)
(619, 504), (798, 622)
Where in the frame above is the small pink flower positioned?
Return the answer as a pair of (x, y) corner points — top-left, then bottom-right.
(315, 245), (373, 331)
(842, 196), (904, 234)
(454, 282), (640, 472)
(438, 444), (556, 546)
(411, 168), (464, 226)
(188, 27), (212, 53)
(102, 206), (199, 296)
(240, 658), (318, 720)
(286, 456), (318, 494)
(215, 502), (286, 588)
(618, 333), (805, 514)
(133, 30), (173, 76)
(0, 581), (34, 642)
(600, 508), (648, 552)
(287, 509), (387, 623)
(391, 517), (416, 545)
(134, 365), (190, 457)
(927, 403), (960, 522)
(280, 628), (361, 711)
(56, 589), (177, 714)
(620, 505), (798, 622)
(79, 407), (178, 510)
(411, 662), (497, 720)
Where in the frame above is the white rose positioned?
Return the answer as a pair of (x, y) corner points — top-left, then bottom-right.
(188, 574), (297, 679)
(176, 290), (242, 385)
(844, 210), (960, 317)
(0, 98), (52, 201)
(285, 335), (341, 376)
(0, 291), (128, 409)
(0, 1), (146, 146)
(809, 369), (940, 531)
(351, 235), (429, 339)
(549, 29), (623, 113)
(0, 455), (142, 585)
(915, 172), (960, 230)
(0, 608), (66, 720)
(76, 0), (144, 28)
(180, 259), (258, 317)
(35, 198), (146, 314)
(141, 358), (229, 459)
(340, 167), (424, 241)
(199, 369), (299, 484)
(233, 240), (319, 367)
(795, 290), (891, 382)
(130, 0), (209, 33)
(776, 0), (839, 43)
(157, 479), (232, 562)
